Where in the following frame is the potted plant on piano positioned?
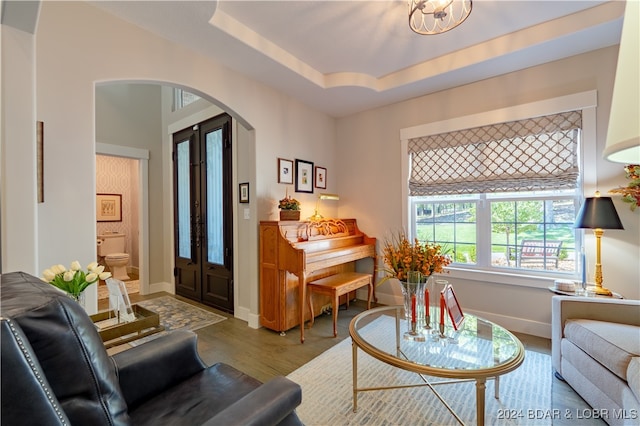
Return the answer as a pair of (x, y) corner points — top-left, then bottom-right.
(279, 193), (301, 221)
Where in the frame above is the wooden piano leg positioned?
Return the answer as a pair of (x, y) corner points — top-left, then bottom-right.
(372, 256), (378, 303)
(333, 293), (339, 337)
(299, 274), (306, 343)
(308, 288), (315, 328)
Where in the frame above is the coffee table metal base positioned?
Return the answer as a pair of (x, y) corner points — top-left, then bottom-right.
(352, 343), (500, 425)
(349, 306), (523, 426)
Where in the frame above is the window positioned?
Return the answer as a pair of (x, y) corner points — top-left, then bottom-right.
(412, 195), (478, 264)
(173, 88), (201, 111)
(411, 190), (579, 275)
(407, 107), (586, 278)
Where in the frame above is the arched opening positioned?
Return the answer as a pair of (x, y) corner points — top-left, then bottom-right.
(95, 81), (256, 316)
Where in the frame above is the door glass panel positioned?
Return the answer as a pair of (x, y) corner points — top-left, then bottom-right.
(176, 140), (191, 259)
(206, 129), (224, 265)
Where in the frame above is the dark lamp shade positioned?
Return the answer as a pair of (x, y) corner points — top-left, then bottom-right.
(574, 197), (624, 230)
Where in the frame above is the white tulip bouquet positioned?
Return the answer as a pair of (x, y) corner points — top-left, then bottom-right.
(42, 261), (112, 300)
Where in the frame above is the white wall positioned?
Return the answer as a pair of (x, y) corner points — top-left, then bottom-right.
(1, 25), (38, 274)
(235, 122), (259, 326)
(336, 46), (640, 338)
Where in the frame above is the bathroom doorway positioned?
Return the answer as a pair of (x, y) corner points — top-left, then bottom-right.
(96, 152), (146, 298)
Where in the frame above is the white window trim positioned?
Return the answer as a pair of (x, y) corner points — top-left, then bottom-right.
(399, 90), (597, 289)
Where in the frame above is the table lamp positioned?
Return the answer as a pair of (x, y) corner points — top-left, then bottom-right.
(309, 193), (339, 221)
(574, 192), (624, 296)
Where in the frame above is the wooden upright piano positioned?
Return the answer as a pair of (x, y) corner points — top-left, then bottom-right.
(259, 218), (376, 342)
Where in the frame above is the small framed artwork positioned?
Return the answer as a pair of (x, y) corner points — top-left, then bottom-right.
(106, 278), (135, 322)
(442, 284), (465, 330)
(315, 166), (327, 189)
(239, 182), (250, 203)
(278, 158), (294, 184)
(295, 159), (314, 193)
(96, 193), (122, 222)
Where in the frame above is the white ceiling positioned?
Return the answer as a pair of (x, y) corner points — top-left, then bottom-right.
(90, 0), (624, 117)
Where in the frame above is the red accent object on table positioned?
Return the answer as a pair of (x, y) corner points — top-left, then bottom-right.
(440, 293), (445, 325)
(411, 294), (416, 324)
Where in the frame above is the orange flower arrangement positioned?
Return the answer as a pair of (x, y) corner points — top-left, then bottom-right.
(609, 164), (640, 211)
(379, 232), (451, 284)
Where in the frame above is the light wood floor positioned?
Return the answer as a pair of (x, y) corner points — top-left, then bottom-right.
(106, 292), (604, 425)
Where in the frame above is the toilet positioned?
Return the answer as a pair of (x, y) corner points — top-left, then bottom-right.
(97, 233), (130, 281)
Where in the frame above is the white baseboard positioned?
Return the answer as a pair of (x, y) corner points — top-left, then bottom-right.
(374, 292), (402, 307)
(235, 306), (249, 323)
(464, 308), (552, 339)
(372, 292), (551, 339)
(235, 306), (260, 329)
(149, 281), (173, 294)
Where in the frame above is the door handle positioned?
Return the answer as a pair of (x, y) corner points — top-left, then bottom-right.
(194, 215), (202, 248)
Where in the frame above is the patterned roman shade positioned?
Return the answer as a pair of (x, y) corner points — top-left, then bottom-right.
(408, 111), (582, 196)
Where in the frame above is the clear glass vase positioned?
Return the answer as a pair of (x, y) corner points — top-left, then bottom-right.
(399, 271), (426, 342)
(68, 291), (86, 310)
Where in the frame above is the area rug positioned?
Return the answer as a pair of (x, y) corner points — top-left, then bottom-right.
(287, 316), (553, 425)
(128, 296), (226, 346)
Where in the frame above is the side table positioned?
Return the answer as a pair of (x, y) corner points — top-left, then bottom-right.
(547, 286), (623, 299)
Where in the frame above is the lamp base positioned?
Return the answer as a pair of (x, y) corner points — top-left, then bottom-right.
(308, 210), (323, 222)
(593, 285), (613, 297)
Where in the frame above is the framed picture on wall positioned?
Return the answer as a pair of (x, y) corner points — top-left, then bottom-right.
(96, 193), (122, 222)
(315, 166), (327, 189)
(295, 159), (314, 193)
(239, 182), (250, 203)
(278, 158), (294, 184)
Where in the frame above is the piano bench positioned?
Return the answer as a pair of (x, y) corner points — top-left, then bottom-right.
(307, 272), (373, 337)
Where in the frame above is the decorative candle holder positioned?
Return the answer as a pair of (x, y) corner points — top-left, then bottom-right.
(427, 278), (449, 337)
(421, 275), (432, 334)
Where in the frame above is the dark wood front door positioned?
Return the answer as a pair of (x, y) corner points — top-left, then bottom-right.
(173, 114), (234, 313)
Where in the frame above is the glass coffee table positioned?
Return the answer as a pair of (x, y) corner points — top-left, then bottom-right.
(349, 306), (525, 426)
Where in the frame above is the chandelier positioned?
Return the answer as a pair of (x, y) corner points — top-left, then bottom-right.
(409, 0), (473, 35)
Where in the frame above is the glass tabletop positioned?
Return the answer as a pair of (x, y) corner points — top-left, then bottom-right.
(349, 306), (524, 379)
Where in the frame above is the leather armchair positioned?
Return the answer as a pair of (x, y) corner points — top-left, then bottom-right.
(1, 272), (303, 425)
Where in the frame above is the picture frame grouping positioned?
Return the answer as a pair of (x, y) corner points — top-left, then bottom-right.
(278, 157), (328, 193)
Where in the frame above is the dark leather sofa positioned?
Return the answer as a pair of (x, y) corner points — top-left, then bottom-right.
(1, 271), (303, 425)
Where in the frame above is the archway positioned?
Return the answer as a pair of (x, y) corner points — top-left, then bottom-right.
(95, 81), (256, 317)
